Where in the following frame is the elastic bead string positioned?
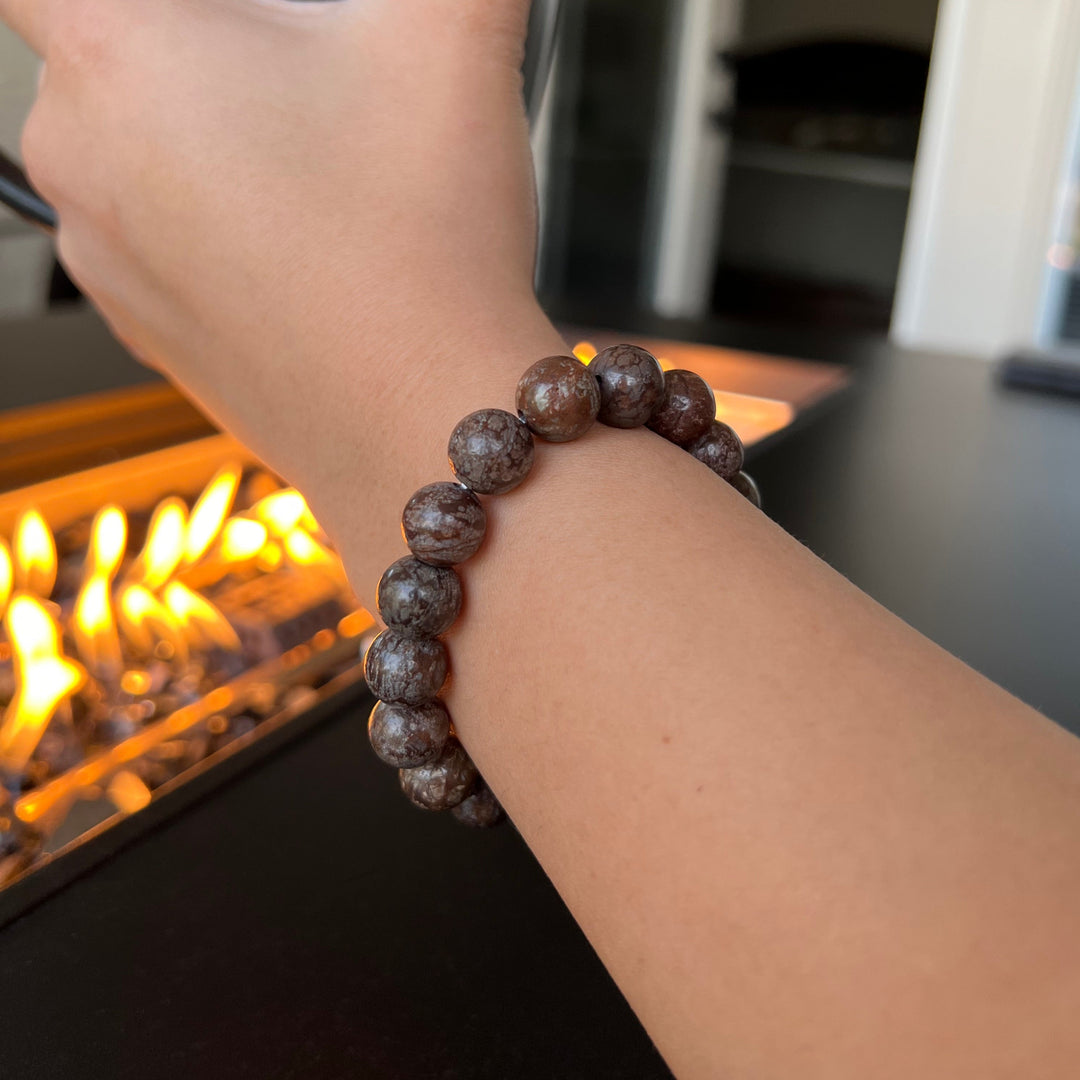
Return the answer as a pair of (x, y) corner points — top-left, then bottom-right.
(364, 345), (760, 827)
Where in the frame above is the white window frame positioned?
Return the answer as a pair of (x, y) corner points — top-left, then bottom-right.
(892, 0), (1080, 359)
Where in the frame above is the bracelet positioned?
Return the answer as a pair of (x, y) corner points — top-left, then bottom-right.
(364, 345), (760, 827)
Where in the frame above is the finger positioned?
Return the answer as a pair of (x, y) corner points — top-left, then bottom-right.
(0, 0), (49, 55)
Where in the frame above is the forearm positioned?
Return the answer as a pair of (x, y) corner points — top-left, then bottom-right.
(208, 302), (1080, 1079)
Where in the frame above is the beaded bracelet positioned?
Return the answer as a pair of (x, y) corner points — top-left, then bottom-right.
(364, 345), (760, 827)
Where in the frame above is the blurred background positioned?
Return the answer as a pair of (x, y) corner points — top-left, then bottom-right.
(3, 0), (1080, 356)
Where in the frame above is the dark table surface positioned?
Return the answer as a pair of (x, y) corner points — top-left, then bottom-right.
(1, 309), (1078, 1078)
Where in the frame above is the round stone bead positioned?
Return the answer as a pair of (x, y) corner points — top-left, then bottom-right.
(516, 354), (601, 443)
(647, 369), (717, 446)
(402, 482), (486, 567)
(688, 420), (745, 480)
(377, 556), (462, 638)
(364, 629), (448, 706)
(448, 409), (535, 495)
(451, 783), (506, 828)
(729, 471), (763, 509)
(368, 699), (451, 768)
(399, 739), (478, 811)
(590, 344), (665, 428)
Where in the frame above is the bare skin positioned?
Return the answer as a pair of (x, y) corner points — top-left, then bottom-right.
(3, 2), (1080, 1076)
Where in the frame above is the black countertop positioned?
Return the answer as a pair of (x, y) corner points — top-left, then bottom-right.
(1, 309), (1078, 1078)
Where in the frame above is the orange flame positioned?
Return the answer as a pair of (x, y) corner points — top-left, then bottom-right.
(183, 464), (241, 566)
(0, 539), (12, 620)
(117, 584), (189, 665)
(219, 518), (269, 563)
(162, 582), (241, 652)
(71, 506), (127, 681)
(251, 489), (310, 537)
(12, 509), (57, 598)
(281, 528), (339, 572)
(131, 497), (187, 589)
(0, 594), (87, 772)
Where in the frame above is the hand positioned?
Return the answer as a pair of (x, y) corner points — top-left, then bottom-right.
(1, 0), (541, 463)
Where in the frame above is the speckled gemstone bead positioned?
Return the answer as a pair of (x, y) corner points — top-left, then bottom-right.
(688, 420), (745, 480)
(448, 408), (535, 495)
(647, 369), (717, 446)
(364, 629), (448, 706)
(729, 471), (763, 509)
(402, 482), (486, 567)
(590, 344), (665, 428)
(368, 699), (451, 768)
(399, 739), (478, 811)
(516, 354), (601, 443)
(377, 556), (462, 638)
(451, 783), (506, 828)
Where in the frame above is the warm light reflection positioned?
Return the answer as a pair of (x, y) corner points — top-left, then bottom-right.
(183, 464), (241, 565)
(118, 584), (188, 664)
(132, 497), (187, 589)
(0, 594), (87, 772)
(162, 582), (241, 652)
(107, 770), (152, 813)
(220, 518), (269, 563)
(573, 341), (597, 364)
(13, 509), (57, 598)
(0, 539), (12, 619)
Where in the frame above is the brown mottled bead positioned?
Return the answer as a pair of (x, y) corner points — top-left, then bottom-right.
(368, 699), (451, 769)
(399, 739), (478, 811)
(729, 471), (763, 509)
(451, 783), (506, 828)
(647, 369), (717, 446)
(364, 629), (448, 706)
(448, 408), (535, 495)
(377, 556), (462, 638)
(590, 344), (665, 428)
(516, 354), (600, 443)
(688, 420), (745, 480)
(402, 482), (486, 567)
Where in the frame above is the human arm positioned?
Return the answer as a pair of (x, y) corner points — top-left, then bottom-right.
(4, 2), (1080, 1076)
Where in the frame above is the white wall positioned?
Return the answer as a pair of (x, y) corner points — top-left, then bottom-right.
(892, 0), (1080, 358)
(0, 26), (53, 320)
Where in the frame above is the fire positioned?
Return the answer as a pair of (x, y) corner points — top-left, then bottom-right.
(12, 509), (57, 598)
(72, 576), (122, 681)
(162, 582), (241, 652)
(282, 528), (338, 571)
(71, 506), (128, 681)
(131, 497), (187, 589)
(117, 584), (188, 665)
(251, 489), (310, 537)
(0, 594), (87, 773)
(573, 341), (597, 364)
(219, 518), (269, 563)
(183, 463), (241, 566)
(85, 505), (127, 579)
(0, 539), (12, 619)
